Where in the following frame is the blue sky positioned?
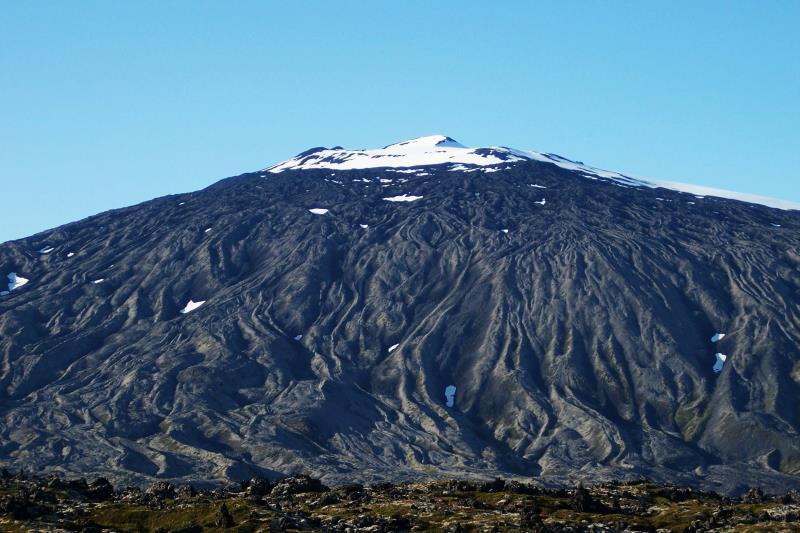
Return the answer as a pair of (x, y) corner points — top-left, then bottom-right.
(2, 1), (798, 243)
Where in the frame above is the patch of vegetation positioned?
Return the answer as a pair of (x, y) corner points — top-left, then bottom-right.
(2, 472), (800, 532)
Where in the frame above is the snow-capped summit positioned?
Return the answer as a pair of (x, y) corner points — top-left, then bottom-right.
(267, 135), (800, 211)
(267, 134), (521, 173)
(382, 135), (465, 149)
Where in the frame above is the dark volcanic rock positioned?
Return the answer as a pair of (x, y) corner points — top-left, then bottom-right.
(271, 475), (327, 496)
(146, 481), (176, 499)
(1, 143), (800, 494)
(245, 476), (273, 496)
(87, 477), (114, 500)
(215, 502), (234, 528)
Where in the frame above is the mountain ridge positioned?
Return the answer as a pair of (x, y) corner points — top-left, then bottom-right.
(267, 135), (800, 211)
(1, 138), (799, 495)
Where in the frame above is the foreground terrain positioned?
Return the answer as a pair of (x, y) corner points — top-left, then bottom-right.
(2, 471), (800, 532)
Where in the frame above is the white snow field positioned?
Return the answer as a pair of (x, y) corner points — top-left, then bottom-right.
(180, 300), (206, 314)
(713, 353), (727, 373)
(445, 385), (457, 407)
(268, 135), (800, 211)
(268, 135), (521, 172)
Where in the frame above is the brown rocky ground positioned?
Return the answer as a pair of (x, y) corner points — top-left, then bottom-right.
(1, 470), (799, 532)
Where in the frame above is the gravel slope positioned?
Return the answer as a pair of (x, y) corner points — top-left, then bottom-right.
(1, 159), (799, 494)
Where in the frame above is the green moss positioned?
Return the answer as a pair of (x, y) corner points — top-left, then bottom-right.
(675, 396), (710, 442)
(88, 498), (263, 532)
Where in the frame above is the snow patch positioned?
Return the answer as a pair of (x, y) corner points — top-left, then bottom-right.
(92, 279), (104, 284)
(67, 252), (75, 258)
(445, 385), (457, 408)
(359, 224), (369, 229)
(529, 184), (547, 188)
(388, 343), (399, 353)
(39, 246), (54, 254)
(308, 208), (329, 215)
(384, 194), (423, 203)
(501, 229), (509, 234)
(7, 273), (29, 292)
(711, 333), (726, 343)
(535, 198), (546, 206)
(713, 353), (727, 373)
(293, 335), (303, 341)
(180, 299), (205, 314)
(204, 227), (212, 233)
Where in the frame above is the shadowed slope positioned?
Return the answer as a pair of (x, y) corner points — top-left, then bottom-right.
(1, 157), (799, 494)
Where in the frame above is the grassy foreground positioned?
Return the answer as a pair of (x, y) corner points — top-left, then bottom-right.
(1, 470), (799, 531)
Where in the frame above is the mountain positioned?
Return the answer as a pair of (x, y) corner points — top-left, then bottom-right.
(1, 135), (799, 495)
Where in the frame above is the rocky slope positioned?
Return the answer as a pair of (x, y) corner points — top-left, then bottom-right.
(1, 136), (799, 495)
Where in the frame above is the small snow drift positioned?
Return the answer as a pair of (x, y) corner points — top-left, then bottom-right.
(39, 246), (54, 254)
(535, 198), (546, 206)
(445, 385), (457, 408)
(711, 333), (726, 343)
(293, 335), (302, 341)
(92, 279), (104, 284)
(204, 227), (212, 233)
(359, 224), (369, 229)
(388, 343), (400, 353)
(501, 229), (509, 234)
(384, 194), (423, 203)
(713, 353), (727, 373)
(67, 252), (75, 258)
(180, 300), (206, 314)
(309, 208), (329, 215)
(7, 273), (29, 291)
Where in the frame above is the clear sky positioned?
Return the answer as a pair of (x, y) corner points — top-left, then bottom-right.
(2, 1), (798, 243)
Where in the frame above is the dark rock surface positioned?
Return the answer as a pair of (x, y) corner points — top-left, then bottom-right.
(1, 155), (799, 494)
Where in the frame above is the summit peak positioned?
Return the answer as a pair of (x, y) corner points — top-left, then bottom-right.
(383, 135), (465, 149)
